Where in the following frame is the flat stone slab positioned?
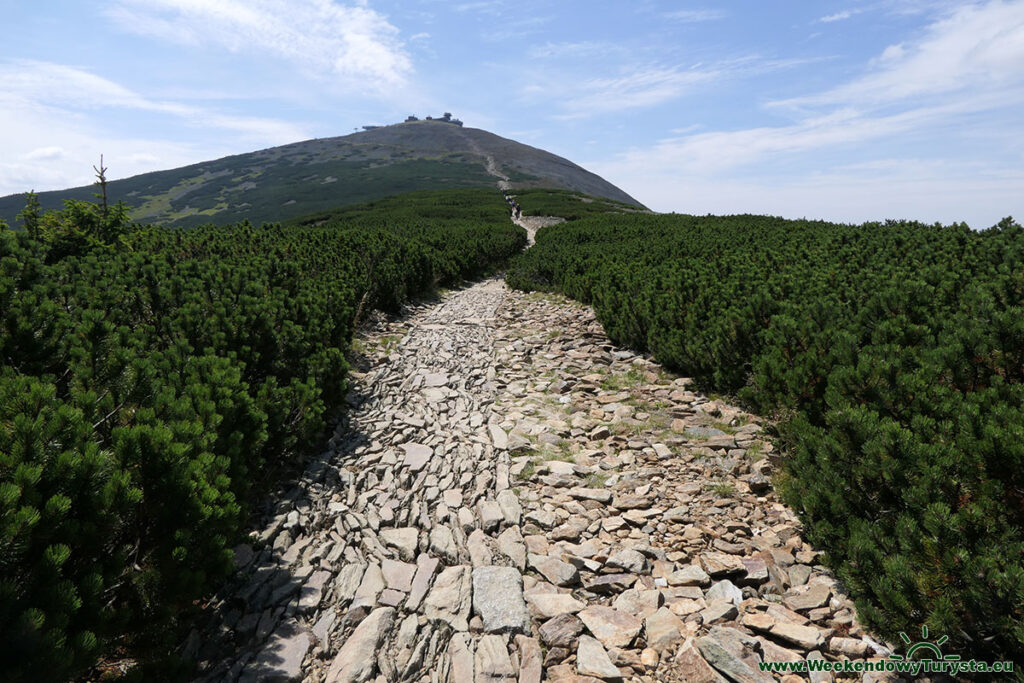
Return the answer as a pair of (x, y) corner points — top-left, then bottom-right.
(400, 443), (432, 471)
(576, 635), (622, 679)
(423, 372), (449, 387)
(379, 527), (419, 561)
(325, 607), (395, 683)
(424, 565), (472, 631)
(381, 558), (416, 592)
(578, 605), (642, 649)
(472, 566), (531, 634)
(525, 591), (586, 618)
(245, 619), (310, 682)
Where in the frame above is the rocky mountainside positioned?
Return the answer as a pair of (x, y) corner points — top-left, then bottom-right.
(0, 121), (643, 229)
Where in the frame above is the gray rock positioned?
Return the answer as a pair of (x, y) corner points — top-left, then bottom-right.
(448, 632), (475, 681)
(423, 565), (472, 631)
(605, 548), (648, 574)
(423, 372), (448, 387)
(325, 607), (395, 683)
(298, 570), (332, 613)
(806, 650), (832, 683)
(515, 635), (543, 683)
(783, 583), (831, 612)
(585, 573), (635, 594)
(705, 579), (744, 606)
(351, 563), (385, 610)
(475, 634), (516, 679)
(787, 564), (812, 587)
(740, 557), (769, 585)
(496, 489), (522, 526)
(477, 499), (505, 533)
(539, 613), (585, 648)
(770, 622), (825, 651)
(525, 591), (586, 618)
(429, 524), (459, 563)
(578, 605), (642, 649)
(528, 553), (580, 586)
(472, 566), (531, 634)
(699, 600), (738, 624)
(829, 636), (869, 658)
(496, 526), (527, 570)
(576, 635), (622, 679)
(550, 520), (587, 542)
(379, 527), (419, 561)
(700, 551), (747, 577)
(746, 472), (770, 494)
(312, 610), (336, 644)
(568, 487), (613, 504)
(381, 558), (417, 593)
(233, 544), (255, 569)
(667, 564), (711, 587)
(696, 626), (772, 683)
(673, 639), (728, 682)
(524, 509), (557, 529)
(245, 619), (311, 682)
(489, 424), (509, 450)
(467, 529), (494, 567)
(644, 607), (684, 653)
(401, 443), (432, 472)
(405, 553), (439, 611)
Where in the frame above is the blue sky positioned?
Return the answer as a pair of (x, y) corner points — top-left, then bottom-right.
(1, 0), (1022, 227)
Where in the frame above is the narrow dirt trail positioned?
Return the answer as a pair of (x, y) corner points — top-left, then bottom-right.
(512, 214), (565, 247)
(188, 217), (899, 682)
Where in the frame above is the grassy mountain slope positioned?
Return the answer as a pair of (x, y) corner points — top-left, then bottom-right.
(0, 121), (643, 229)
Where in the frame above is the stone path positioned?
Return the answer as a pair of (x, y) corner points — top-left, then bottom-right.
(187, 232), (908, 682)
(512, 215), (564, 247)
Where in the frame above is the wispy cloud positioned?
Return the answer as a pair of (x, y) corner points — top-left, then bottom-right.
(819, 9), (861, 22)
(590, 0), (1024, 227)
(525, 55), (821, 119)
(547, 65), (719, 117)
(611, 1), (1024, 171)
(0, 60), (308, 195)
(789, 0), (1024, 108)
(591, 153), (1023, 228)
(106, 0), (412, 91)
(664, 9), (729, 22)
(527, 41), (625, 60)
(0, 60), (307, 141)
(453, 0), (505, 14)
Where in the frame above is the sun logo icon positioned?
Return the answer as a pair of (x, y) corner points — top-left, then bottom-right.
(890, 625), (961, 663)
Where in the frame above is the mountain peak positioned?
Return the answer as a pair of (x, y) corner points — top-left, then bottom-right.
(0, 125), (642, 229)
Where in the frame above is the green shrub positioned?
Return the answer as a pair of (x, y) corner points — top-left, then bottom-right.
(1, 189), (524, 680)
(508, 213), (1024, 662)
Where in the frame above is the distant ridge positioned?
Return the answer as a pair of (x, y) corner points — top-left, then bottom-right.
(0, 120), (643, 228)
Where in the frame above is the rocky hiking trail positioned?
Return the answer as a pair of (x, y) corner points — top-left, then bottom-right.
(187, 218), (907, 682)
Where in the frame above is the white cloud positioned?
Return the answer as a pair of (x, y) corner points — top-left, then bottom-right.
(819, 9), (861, 22)
(594, 99), (994, 180)
(0, 93), (210, 196)
(664, 9), (728, 22)
(525, 55), (821, 119)
(0, 61), (307, 142)
(542, 66), (718, 117)
(0, 60), (309, 196)
(24, 147), (67, 161)
(591, 156), (1022, 229)
(106, 0), (412, 91)
(453, 0), (505, 14)
(527, 41), (624, 59)
(785, 0), (1024, 107)
(589, 0), (1024, 228)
